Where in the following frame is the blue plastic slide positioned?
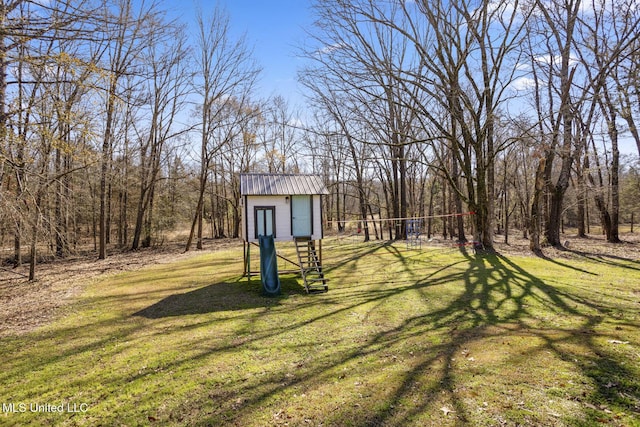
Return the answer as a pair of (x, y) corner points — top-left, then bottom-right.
(258, 235), (281, 296)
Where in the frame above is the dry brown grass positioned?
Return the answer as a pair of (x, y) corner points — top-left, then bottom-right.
(0, 240), (237, 337)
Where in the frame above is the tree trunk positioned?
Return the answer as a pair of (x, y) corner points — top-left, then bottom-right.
(99, 137), (109, 259)
(546, 184), (566, 247)
(106, 181), (112, 244)
(427, 179), (436, 239)
(576, 153), (587, 238)
(131, 192), (145, 250)
(142, 183), (156, 248)
(529, 157), (547, 254)
(335, 180), (343, 232)
(441, 175), (448, 240)
(185, 174), (206, 252)
(399, 144), (407, 240)
(474, 152), (494, 252)
(392, 152), (401, 240)
(545, 119), (576, 247)
(99, 82), (117, 260)
(452, 156), (467, 243)
(608, 121), (621, 243)
(55, 148), (65, 257)
(503, 167), (509, 244)
(28, 213), (39, 281)
(586, 161), (613, 242)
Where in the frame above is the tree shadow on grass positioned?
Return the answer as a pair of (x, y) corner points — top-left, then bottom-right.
(133, 276), (305, 318)
(494, 254), (640, 423)
(564, 248), (640, 272)
(534, 252), (599, 276)
(303, 247), (640, 425)
(59, 241), (638, 426)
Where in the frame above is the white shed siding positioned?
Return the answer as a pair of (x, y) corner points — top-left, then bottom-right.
(243, 194), (323, 243)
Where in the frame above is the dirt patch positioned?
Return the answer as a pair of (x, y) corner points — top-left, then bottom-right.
(0, 239), (241, 338)
(1, 234), (638, 338)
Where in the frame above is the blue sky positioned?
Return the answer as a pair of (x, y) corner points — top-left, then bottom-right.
(225, 0), (313, 102)
(168, 0), (314, 105)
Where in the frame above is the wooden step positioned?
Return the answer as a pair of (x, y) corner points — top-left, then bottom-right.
(294, 237), (328, 294)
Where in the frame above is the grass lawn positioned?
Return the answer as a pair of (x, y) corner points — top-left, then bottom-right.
(1, 238), (639, 426)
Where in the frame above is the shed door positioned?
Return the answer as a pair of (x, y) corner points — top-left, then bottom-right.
(255, 206), (275, 238)
(291, 195), (312, 237)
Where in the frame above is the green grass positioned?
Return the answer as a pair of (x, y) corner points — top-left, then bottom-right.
(1, 239), (639, 426)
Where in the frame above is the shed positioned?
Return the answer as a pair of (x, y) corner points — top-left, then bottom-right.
(240, 173), (329, 243)
(240, 173), (330, 294)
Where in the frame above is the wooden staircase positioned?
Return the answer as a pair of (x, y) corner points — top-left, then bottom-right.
(294, 237), (328, 293)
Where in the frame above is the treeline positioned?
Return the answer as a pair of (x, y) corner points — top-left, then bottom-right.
(0, 0), (262, 279)
(1, 0), (640, 280)
(301, 0), (640, 253)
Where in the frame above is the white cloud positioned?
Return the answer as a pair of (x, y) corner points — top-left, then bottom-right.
(510, 77), (538, 91)
(315, 43), (345, 57)
(533, 54), (579, 67)
(288, 117), (305, 128)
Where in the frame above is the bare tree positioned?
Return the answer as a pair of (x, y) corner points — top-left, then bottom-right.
(388, 0), (530, 251)
(185, 5), (260, 251)
(526, 0), (640, 248)
(300, 70), (375, 240)
(258, 95), (300, 173)
(301, 113), (351, 233)
(130, 20), (191, 250)
(304, 0), (421, 240)
(96, 0), (163, 259)
(1, 2), (75, 265)
(0, 0), (101, 276)
(209, 98), (261, 238)
(575, 0), (640, 242)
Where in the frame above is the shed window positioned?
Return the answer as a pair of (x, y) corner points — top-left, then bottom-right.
(254, 206), (276, 238)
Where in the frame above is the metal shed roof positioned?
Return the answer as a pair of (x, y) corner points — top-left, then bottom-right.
(240, 173), (329, 196)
